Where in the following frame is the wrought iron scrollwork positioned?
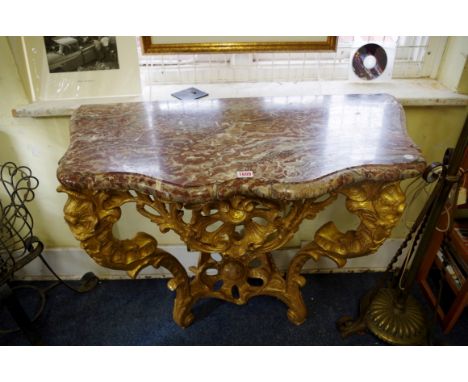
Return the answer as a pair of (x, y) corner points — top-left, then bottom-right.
(1, 162), (98, 343)
(1, 162), (39, 284)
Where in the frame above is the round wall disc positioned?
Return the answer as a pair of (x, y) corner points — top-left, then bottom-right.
(352, 43), (388, 80)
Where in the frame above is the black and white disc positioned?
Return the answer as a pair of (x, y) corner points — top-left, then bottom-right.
(352, 43), (388, 80)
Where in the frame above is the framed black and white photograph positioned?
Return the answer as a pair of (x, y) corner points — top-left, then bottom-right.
(43, 36), (120, 73)
(12, 36), (141, 101)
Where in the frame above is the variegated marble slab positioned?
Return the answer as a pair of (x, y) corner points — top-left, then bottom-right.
(57, 94), (426, 202)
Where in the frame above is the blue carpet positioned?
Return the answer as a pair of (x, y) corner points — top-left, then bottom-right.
(1, 273), (467, 345)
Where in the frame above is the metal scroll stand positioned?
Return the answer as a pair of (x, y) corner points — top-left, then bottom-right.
(0, 162), (99, 345)
(337, 117), (468, 345)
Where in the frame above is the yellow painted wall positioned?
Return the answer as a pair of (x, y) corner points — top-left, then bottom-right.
(438, 36), (468, 92)
(0, 36), (466, 250)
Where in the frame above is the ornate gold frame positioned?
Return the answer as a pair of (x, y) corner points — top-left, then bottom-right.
(141, 36), (337, 54)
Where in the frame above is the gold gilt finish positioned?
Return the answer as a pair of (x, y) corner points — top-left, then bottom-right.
(58, 180), (405, 327)
(141, 36), (338, 54)
(296, 182), (406, 267)
(366, 288), (427, 345)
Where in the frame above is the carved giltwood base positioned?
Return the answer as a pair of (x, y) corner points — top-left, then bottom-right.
(58, 180), (405, 327)
(188, 252), (307, 325)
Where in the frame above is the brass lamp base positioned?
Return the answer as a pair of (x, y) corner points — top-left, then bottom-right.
(338, 288), (428, 345)
(366, 288), (428, 345)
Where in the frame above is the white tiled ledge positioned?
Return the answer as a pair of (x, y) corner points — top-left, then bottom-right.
(12, 79), (468, 118)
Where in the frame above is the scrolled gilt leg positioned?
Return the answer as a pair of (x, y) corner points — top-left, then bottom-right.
(58, 186), (193, 327)
(296, 180), (406, 267)
(285, 181), (405, 324)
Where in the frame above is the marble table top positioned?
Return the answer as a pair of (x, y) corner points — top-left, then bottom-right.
(57, 94), (426, 203)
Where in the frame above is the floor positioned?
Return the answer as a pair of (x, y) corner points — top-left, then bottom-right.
(0, 272), (466, 345)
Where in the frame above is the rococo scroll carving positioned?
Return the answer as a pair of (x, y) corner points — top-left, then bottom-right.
(296, 181), (405, 267)
(58, 180), (404, 327)
(58, 186), (194, 326)
(135, 193), (337, 258)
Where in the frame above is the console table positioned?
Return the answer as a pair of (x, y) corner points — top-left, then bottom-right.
(57, 94), (426, 327)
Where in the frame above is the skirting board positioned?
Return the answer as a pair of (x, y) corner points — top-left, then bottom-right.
(14, 239), (405, 281)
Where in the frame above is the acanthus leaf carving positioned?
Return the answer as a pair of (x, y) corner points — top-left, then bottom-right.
(58, 180), (405, 327)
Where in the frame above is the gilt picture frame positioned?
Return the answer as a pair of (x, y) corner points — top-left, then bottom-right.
(142, 36), (337, 54)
